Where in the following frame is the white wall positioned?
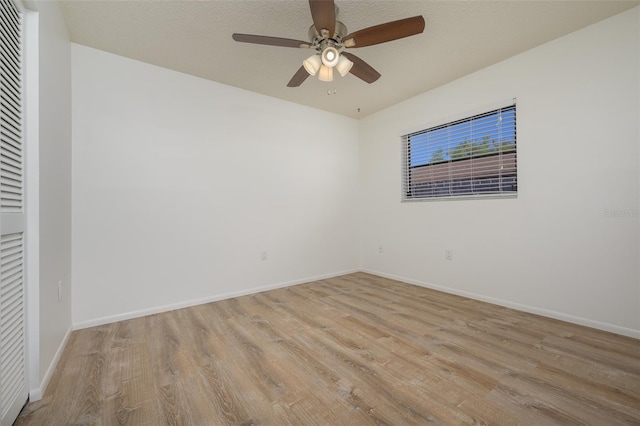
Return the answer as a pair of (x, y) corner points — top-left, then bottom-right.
(26, 0), (73, 396)
(359, 7), (640, 337)
(71, 8), (638, 337)
(71, 45), (359, 326)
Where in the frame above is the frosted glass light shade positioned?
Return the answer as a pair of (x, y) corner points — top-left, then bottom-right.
(335, 55), (353, 77)
(318, 65), (333, 82)
(321, 47), (340, 67)
(303, 54), (322, 76)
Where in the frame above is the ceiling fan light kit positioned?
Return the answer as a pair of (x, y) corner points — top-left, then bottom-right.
(303, 54), (322, 75)
(321, 46), (340, 67)
(232, 0), (425, 87)
(335, 55), (353, 77)
(318, 65), (333, 82)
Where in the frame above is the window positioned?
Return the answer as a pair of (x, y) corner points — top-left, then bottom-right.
(402, 103), (517, 201)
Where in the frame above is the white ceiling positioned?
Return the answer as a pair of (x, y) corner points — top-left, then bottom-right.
(58, 0), (639, 118)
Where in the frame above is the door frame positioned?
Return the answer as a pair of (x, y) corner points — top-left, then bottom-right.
(21, 2), (40, 402)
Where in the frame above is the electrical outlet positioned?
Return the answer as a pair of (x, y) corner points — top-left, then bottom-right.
(260, 250), (268, 261)
(58, 280), (63, 302)
(445, 249), (453, 261)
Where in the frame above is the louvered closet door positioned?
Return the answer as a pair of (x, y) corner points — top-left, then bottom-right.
(0, 0), (28, 424)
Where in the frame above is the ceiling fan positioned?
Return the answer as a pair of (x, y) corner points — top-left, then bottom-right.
(232, 0), (425, 87)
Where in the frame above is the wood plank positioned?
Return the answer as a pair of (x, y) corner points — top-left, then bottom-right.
(15, 272), (640, 425)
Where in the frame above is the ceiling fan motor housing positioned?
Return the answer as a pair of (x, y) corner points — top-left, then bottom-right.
(308, 21), (347, 48)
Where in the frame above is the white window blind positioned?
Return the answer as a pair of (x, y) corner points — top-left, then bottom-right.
(402, 104), (517, 201)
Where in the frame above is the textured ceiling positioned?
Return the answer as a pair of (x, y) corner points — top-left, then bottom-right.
(58, 0), (639, 118)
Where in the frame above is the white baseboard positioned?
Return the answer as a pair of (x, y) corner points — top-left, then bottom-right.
(29, 325), (73, 401)
(362, 269), (640, 340)
(73, 269), (360, 330)
(73, 268), (640, 339)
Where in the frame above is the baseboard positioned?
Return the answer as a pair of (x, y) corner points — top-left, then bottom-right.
(362, 269), (640, 340)
(73, 269), (360, 330)
(72, 267), (640, 338)
(29, 325), (73, 401)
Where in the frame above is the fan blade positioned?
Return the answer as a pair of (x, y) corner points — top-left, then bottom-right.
(287, 66), (310, 87)
(309, 0), (335, 36)
(342, 52), (381, 84)
(232, 33), (311, 48)
(343, 16), (425, 48)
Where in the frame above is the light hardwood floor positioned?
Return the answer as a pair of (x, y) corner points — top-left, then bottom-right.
(16, 273), (640, 425)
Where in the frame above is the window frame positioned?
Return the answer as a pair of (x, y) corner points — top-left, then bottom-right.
(401, 101), (517, 202)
